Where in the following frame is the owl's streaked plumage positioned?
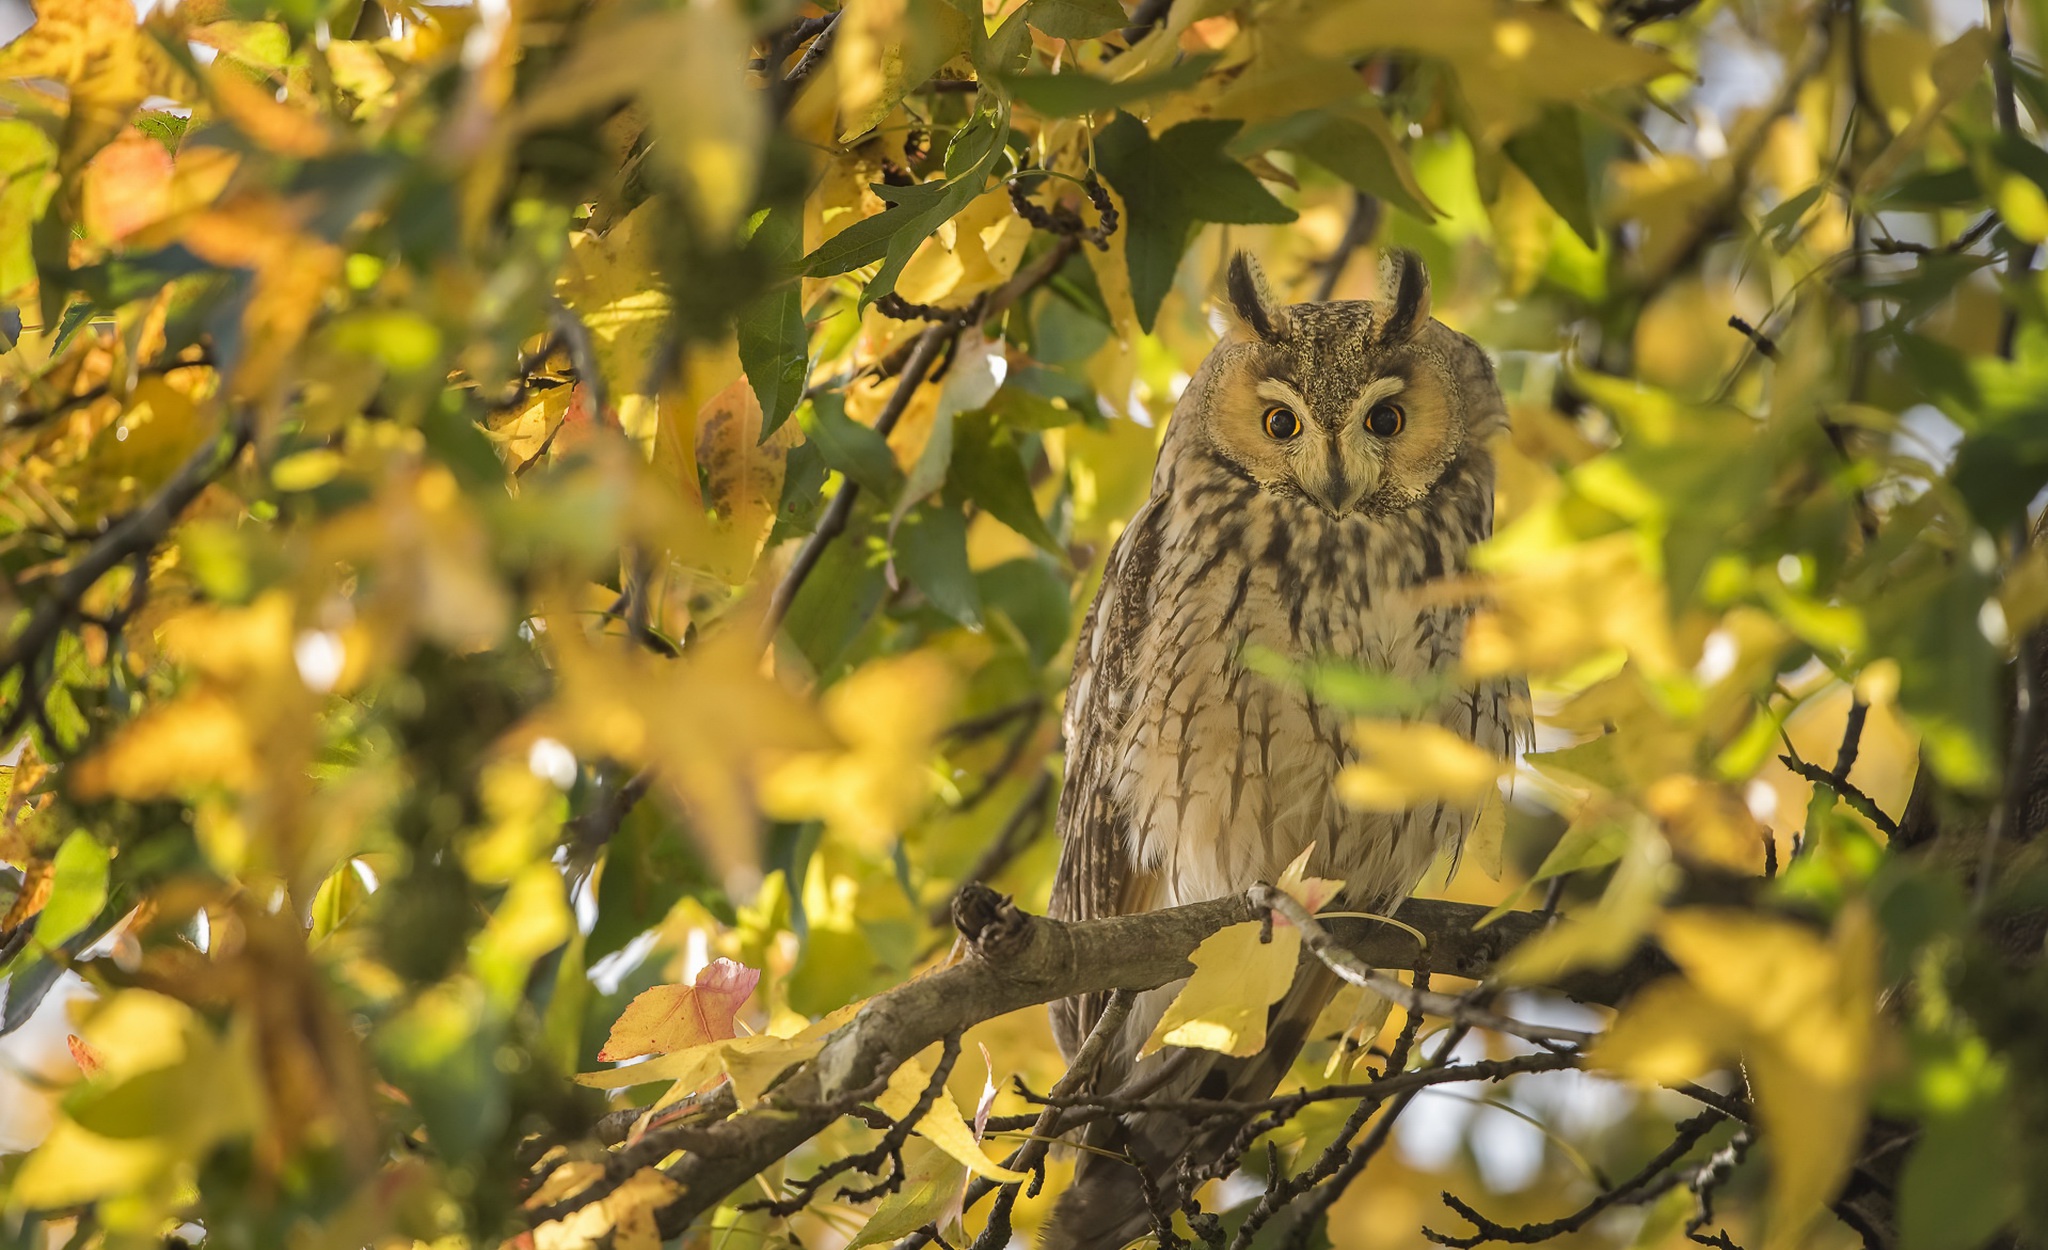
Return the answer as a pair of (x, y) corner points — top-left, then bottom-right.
(1043, 250), (1524, 1247)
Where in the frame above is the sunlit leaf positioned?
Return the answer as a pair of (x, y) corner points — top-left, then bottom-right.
(1143, 920), (1301, 1058)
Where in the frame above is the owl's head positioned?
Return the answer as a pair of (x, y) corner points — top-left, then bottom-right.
(1167, 249), (1506, 518)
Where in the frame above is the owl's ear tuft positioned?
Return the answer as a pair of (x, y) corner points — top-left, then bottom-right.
(1224, 251), (1290, 343)
(1374, 248), (1431, 346)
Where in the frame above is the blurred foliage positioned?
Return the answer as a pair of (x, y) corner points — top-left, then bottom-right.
(0, 0), (2045, 1246)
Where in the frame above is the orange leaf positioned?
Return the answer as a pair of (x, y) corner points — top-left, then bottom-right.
(597, 958), (759, 1062)
(66, 1034), (104, 1077)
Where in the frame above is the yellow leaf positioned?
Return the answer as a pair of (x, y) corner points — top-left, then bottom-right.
(1586, 978), (1741, 1084)
(832, 0), (974, 143)
(1466, 529), (1679, 680)
(159, 590), (296, 682)
(1657, 906), (1880, 1249)
(877, 1057), (1028, 1184)
(598, 959), (760, 1062)
(1856, 26), (1994, 197)
(470, 863), (575, 1008)
(845, 1140), (969, 1249)
(12, 992), (263, 1208)
(0, 0), (189, 171)
(555, 200), (674, 435)
(760, 652), (959, 853)
(1336, 720), (1505, 812)
(70, 690), (258, 799)
(1276, 843), (1343, 914)
(533, 1166), (682, 1250)
(573, 1040), (729, 1091)
(1497, 831), (1670, 983)
(206, 61), (333, 158)
(540, 607), (830, 885)
(1305, 0), (1672, 143)
(521, 6), (765, 233)
(1144, 921), (1302, 1058)
(719, 1033), (830, 1106)
(1465, 790), (1508, 880)
(695, 376), (797, 580)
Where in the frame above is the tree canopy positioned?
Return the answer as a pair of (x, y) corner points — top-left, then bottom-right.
(1, 0), (2046, 1246)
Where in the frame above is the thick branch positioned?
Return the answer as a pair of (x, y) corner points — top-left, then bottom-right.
(647, 888), (1659, 1233)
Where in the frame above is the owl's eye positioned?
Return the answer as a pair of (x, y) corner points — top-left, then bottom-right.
(1364, 402), (1405, 438)
(1262, 406), (1302, 440)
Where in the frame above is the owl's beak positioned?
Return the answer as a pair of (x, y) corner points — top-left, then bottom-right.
(1307, 461), (1374, 516)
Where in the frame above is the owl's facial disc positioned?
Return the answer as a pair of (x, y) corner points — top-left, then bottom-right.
(1253, 377), (1385, 516)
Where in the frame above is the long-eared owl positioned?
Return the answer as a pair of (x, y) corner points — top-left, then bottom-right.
(1043, 248), (1525, 1248)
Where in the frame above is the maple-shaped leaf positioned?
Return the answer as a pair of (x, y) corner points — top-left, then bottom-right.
(597, 958), (760, 1063)
(1141, 921), (1302, 1058)
(1094, 112), (1296, 331)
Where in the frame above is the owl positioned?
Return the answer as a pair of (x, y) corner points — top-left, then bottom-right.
(1042, 249), (1523, 1248)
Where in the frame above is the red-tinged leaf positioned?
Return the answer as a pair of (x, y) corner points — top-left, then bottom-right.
(67, 1034), (104, 1077)
(597, 958), (760, 1062)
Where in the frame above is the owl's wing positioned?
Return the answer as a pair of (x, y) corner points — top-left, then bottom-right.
(1047, 498), (1165, 1060)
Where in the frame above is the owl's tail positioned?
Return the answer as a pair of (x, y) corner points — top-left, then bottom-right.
(1039, 962), (1347, 1250)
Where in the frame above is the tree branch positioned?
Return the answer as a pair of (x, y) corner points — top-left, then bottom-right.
(641, 888), (1659, 1234)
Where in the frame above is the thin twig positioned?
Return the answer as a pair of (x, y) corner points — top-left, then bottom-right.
(1424, 1109), (1725, 1247)
(1777, 754), (1900, 837)
(1313, 192), (1381, 302)
(963, 989), (1137, 1250)
(1248, 884), (1596, 1045)
(1, 411), (253, 742)
(764, 325), (950, 636)
(1, 351), (216, 432)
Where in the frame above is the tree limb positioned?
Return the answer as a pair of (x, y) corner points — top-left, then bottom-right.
(644, 888), (1660, 1234)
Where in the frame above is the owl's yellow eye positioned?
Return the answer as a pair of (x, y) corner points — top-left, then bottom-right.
(1262, 406), (1301, 440)
(1364, 402), (1405, 438)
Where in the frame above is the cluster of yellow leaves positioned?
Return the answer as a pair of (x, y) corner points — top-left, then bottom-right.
(1593, 907), (1881, 1249)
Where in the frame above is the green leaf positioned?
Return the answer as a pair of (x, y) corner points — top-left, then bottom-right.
(0, 118), (55, 298)
(738, 205), (809, 440)
(800, 393), (901, 496)
(1873, 559), (2000, 790)
(590, 801), (717, 960)
(1898, 1071), (2020, 1250)
(1095, 112), (1296, 330)
(951, 411), (1061, 554)
(1503, 105), (1598, 246)
(998, 56), (1215, 118)
(976, 3), (1036, 79)
(1953, 421), (2048, 529)
(768, 437), (831, 545)
(1280, 110), (1441, 225)
(1024, 0), (1126, 40)
(784, 524), (889, 675)
(977, 556), (1071, 665)
(1879, 165), (1980, 209)
(35, 831), (109, 949)
(895, 505), (983, 627)
(1991, 131), (2048, 197)
(802, 107), (1009, 304)
(373, 980), (507, 1164)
